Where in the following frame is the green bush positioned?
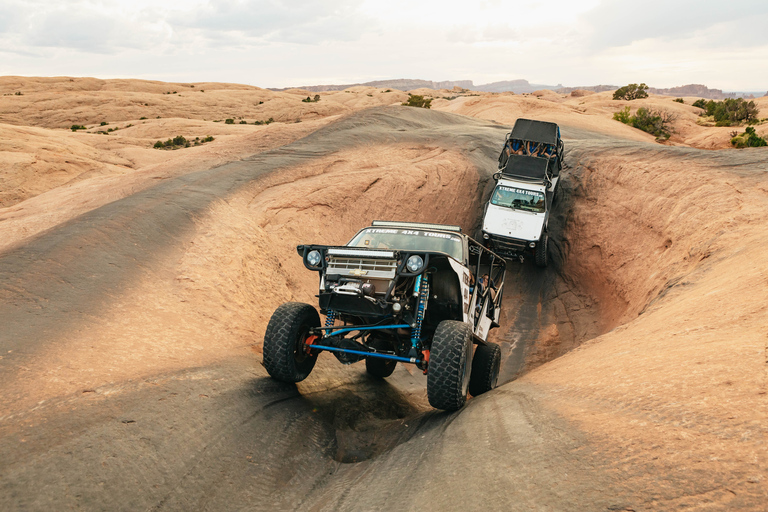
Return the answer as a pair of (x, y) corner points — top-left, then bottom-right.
(730, 127), (767, 148)
(632, 107), (672, 139)
(613, 106), (674, 140)
(402, 94), (432, 108)
(225, 118), (234, 124)
(240, 120), (247, 124)
(674, 98), (684, 104)
(692, 99), (707, 109)
(302, 94), (321, 103)
(613, 83), (649, 101)
(70, 124), (87, 131)
(699, 98), (760, 126)
(153, 135), (202, 150)
(100, 121), (108, 126)
(254, 118), (274, 125)
(613, 106), (632, 124)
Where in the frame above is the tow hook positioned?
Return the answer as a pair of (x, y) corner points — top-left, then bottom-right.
(518, 255), (524, 264)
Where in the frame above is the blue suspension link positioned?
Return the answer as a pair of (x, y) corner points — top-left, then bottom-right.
(410, 274), (429, 350)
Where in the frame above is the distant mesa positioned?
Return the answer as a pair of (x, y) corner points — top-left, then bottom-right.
(269, 79), (473, 93)
(272, 78), (763, 99)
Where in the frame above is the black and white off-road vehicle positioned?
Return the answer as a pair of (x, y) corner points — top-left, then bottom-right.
(480, 118), (565, 267)
(263, 221), (507, 411)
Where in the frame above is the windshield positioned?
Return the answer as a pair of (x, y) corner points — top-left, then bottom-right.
(348, 228), (464, 261)
(491, 185), (545, 213)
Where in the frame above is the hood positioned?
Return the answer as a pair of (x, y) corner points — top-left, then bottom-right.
(483, 203), (545, 242)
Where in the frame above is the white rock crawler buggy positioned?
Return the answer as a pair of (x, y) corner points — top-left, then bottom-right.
(263, 221), (507, 411)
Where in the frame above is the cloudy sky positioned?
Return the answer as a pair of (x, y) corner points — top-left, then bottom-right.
(1, 0), (767, 91)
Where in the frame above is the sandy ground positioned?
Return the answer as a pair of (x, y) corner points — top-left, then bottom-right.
(1, 77), (767, 510)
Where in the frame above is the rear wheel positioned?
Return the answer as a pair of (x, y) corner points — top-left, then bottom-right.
(263, 302), (320, 383)
(427, 321), (473, 411)
(535, 232), (548, 267)
(365, 338), (397, 378)
(469, 343), (501, 396)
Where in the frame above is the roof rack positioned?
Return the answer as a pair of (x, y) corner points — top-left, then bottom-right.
(371, 220), (462, 233)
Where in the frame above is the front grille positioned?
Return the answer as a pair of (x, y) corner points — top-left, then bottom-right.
(327, 258), (398, 279)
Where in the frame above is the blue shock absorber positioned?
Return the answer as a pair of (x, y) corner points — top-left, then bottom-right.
(325, 309), (336, 330)
(410, 275), (429, 351)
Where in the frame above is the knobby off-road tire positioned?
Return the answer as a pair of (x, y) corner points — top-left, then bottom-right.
(469, 342), (501, 396)
(263, 302), (320, 383)
(427, 320), (473, 411)
(535, 232), (548, 267)
(365, 338), (397, 378)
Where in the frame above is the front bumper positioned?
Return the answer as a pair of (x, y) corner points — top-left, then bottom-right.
(484, 233), (534, 257)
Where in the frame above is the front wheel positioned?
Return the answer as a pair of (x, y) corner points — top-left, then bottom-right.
(535, 232), (548, 267)
(427, 321), (473, 411)
(263, 302), (320, 383)
(469, 342), (501, 396)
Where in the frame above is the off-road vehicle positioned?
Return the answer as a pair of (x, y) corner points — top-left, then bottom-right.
(480, 118), (565, 266)
(263, 221), (507, 411)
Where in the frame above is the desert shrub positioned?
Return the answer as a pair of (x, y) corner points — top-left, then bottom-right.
(253, 118), (274, 125)
(70, 124), (87, 131)
(302, 95), (321, 103)
(701, 98), (760, 126)
(674, 98), (684, 103)
(730, 127), (767, 148)
(15, 91), (23, 95)
(225, 118), (234, 124)
(613, 106), (632, 124)
(692, 99), (707, 109)
(100, 121), (108, 126)
(402, 94), (432, 108)
(140, 116), (147, 120)
(202, 135), (214, 142)
(153, 135), (200, 150)
(632, 107), (674, 139)
(613, 106), (674, 139)
(613, 83), (649, 101)
(239, 120), (247, 124)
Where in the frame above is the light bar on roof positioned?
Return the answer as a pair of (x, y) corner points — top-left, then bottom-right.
(371, 220), (462, 233)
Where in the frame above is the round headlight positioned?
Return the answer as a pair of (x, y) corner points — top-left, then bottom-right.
(529, 242), (536, 248)
(406, 255), (424, 273)
(307, 250), (322, 266)
(483, 233), (490, 240)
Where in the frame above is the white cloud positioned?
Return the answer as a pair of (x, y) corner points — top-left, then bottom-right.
(0, 0), (765, 91)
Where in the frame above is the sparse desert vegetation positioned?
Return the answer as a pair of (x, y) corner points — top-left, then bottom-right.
(402, 94), (432, 108)
(612, 83), (649, 100)
(694, 98), (760, 126)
